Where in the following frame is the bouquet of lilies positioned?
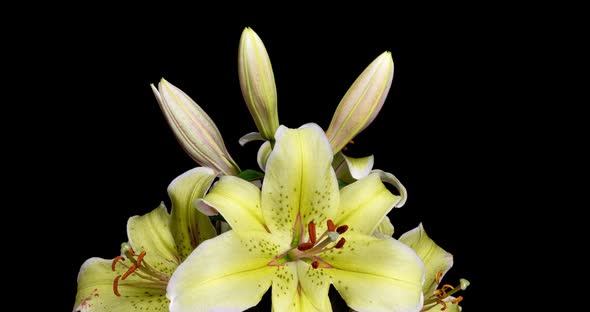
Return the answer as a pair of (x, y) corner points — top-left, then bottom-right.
(73, 27), (468, 312)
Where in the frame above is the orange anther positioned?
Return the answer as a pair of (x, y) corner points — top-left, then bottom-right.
(451, 296), (463, 304)
(334, 238), (346, 249)
(129, 248), (135, 257)
(112, 256), (125, 271)
(435, 298), (447, 311)
(441, 284), (454, 292)
(297, 241), (314, 251)
(327, 220), (335, 232)
(308, 222), (317, 245)
(136, 251), (146, 268)
(435, 270), (444, 284)
(336, 225), (348, 234)
(311, 261), (320, 269)
(121, 264), (137, 280)
(113, 275), (122, 297)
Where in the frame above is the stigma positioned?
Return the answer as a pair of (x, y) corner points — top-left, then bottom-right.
(111, 243), (170, 296)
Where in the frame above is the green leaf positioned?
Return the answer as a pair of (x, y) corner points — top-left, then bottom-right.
(238, 169), (265, 181)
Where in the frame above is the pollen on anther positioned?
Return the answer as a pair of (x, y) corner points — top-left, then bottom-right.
(334, 238), (346, 249)
(327, 220), (335, 232)
(435, 270), (444, 284)
(113, 275), (122, 297)
(112, 256), (125, 271)
(308, 222), (317, 244)
(336, 225), (348, 234)
(298, 242), (314, 251)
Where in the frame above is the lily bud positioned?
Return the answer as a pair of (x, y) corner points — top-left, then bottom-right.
(238, 27), (279, 140)
(151, 79), (240, 175)
(326, 51), (394, 153)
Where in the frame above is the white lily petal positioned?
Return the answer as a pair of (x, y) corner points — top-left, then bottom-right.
(371, 169), (407, 207)
(73, 258), (168, 312)
(168, 231), (277, 312)
(336, 174), (399, 235)
(373, 215), (394, 238)
(127, 204), (179, 275)
(257, 140), (272, 172)
(167, 167), (217, 260)
(262, 124), (339, 240)
(327, 232), (424, 312)
(202, 175), (266, 233)
(399, 223), (453, 296)
(239, 131), (265, 146)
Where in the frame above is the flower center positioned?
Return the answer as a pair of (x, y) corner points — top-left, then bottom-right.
(421, 272), (470, 311)
(268, 219), (348, 268)
(111, 243), (170, 296)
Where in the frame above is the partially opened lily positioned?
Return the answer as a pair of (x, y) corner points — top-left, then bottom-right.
(73, 168), (217, 311)
(168, 123), (424, 312)
(400, 224), (469, 311)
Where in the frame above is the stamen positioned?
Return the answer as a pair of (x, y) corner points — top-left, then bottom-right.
(129, 248), (135, 257)
(122, 264), (137, 280)
(441, 284), (454, 293)
(311, 261), (319, 269)
(297, 242), (314, 251)
(113, 275), (122, 297)
(334, 238), (346, 249)
(435, 298), (447, 311)
(435, 270), (444, 284)
(451, 296), (463, 304)
(308, 222), (317, 244)
(136, 251), (147, 268)
(327, 220), (335, 232)
(112, 256), (125, 271)
(336, 225), (348, 234)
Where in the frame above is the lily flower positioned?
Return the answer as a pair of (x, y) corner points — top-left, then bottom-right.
(399, 224), (469, 311)
(73, 167), (217, 311)
(326, 51), (394, 154)
(238, 27), (279, 142)
(167, 123), (424, 312)
(152, 79), (241, 175)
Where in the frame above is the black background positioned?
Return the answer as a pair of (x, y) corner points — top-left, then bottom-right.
(16, 7), (523, 311)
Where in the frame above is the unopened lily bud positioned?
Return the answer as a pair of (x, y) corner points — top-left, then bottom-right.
(152, 79), (240, 175)
(326, 52), (394, 153)
(238, 27), (279, 140)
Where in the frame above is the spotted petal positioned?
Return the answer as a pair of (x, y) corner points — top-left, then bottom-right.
(73, 258), (168, 312)
(327, 232), (424, 312)
(74, 205), (177, 312)
(262, 124), (339, 241)
(167, 167), (217, 260)
(168, 231), (278, 312)
(335, 173), (400, 235)
(127, 204), (179, 275)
